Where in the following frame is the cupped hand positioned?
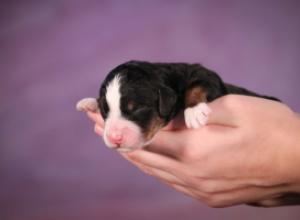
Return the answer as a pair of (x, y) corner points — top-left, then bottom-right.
(85, 95), (300, 207)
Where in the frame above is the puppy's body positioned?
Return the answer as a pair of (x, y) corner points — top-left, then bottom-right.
(77, 61), (279, 151)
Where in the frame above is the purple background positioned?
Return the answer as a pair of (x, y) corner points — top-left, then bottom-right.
(1, 0), (300, 219)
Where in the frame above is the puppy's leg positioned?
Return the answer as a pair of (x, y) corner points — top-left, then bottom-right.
(184, 87), (211, 129)
(76, 98), (99, 112)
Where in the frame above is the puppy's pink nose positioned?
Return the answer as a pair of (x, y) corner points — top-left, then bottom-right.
(108, 132), (123, 145)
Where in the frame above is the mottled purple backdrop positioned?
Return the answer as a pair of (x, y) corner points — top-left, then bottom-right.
(1, 1), (300, 220)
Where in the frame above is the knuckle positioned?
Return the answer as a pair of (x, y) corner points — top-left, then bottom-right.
(219, 94), (243, 109)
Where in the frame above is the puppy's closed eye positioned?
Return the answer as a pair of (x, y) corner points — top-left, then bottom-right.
(125, 100), (150, 115)
(132, 106), (151, 115)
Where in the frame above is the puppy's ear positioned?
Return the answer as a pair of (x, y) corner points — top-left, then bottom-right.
(158, 86), (177, 118)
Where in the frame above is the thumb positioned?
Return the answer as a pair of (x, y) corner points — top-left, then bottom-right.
(163, 95), (242, 131)
(206, 95), (242, 127)
(162, 111), (186, 131)
(146, 95), (243, 157)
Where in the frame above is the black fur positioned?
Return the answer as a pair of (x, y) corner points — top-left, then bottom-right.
(98, 60), (280, 133)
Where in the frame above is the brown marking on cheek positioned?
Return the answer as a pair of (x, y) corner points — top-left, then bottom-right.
(185, 86), (207, 108)
(143, 117), (165, 141)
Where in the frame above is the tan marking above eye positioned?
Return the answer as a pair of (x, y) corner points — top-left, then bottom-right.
(127, 101), (135, 111)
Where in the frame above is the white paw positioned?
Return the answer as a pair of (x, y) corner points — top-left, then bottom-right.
(184, 102), (211, 129)
(76, 97), (98, 112)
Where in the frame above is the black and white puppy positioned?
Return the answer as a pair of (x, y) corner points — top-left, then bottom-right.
(77, 60), (279, 152)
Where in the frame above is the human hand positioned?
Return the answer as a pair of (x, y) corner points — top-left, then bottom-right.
(86, 95), (300, 207)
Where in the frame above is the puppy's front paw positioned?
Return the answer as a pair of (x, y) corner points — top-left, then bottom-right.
(184, 102), (211, 129)
(76, 98), (98, 112)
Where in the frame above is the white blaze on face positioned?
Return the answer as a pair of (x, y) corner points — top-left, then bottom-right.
(105, 75), (122, 118)
(103, 75), (145, 151)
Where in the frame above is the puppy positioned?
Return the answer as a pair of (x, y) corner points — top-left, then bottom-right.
(76, 60), (279, 152)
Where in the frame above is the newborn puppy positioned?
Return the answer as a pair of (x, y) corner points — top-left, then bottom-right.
(77, 60), (279, 152)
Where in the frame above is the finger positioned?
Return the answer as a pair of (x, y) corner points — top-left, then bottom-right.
(146, 129), (188, 157)
(206, 95), (241, 127)
(121, 150), (181, 173)
(148, 123), (236, 159)
(171, 184), (198, 199)
(94, 124), (103, 136)
(248, 193), (300, 207)
(203, 184), (289, 208)
(86, 111), (104, 127)
(192, 176), (268, 195)
(162, 111), (186, 131)
(247, 199), (281, 207)
(126, 159), (187, 186)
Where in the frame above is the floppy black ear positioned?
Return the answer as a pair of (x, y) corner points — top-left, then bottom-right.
(158, 86), (177, 118)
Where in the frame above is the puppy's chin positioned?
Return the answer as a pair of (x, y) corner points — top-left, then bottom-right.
(105, 138), (154, 153)
(116, 146), (143, 153)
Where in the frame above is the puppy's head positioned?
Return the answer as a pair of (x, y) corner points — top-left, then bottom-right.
(98, 61), (178, 152)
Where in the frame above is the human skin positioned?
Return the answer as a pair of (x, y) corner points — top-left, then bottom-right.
(85, 95), (300, 207)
